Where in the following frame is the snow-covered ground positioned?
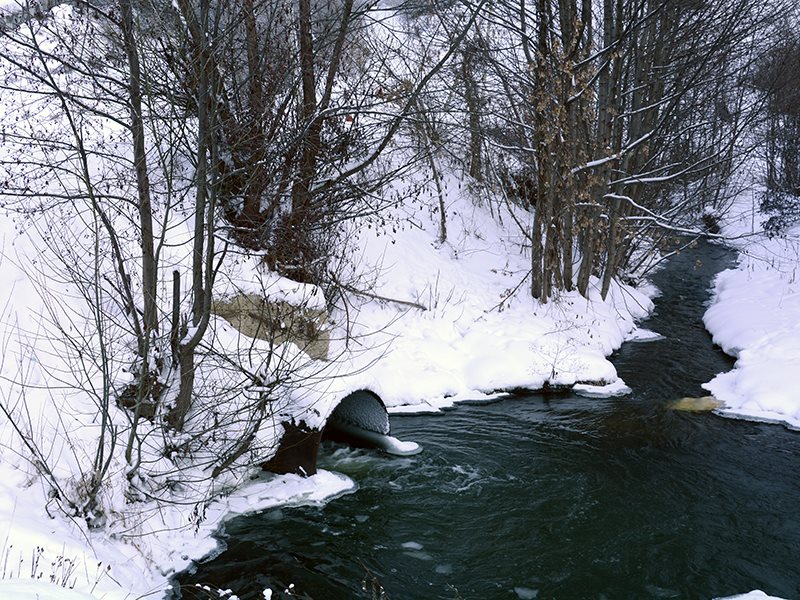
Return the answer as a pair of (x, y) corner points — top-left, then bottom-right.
(0, 175), (777, 597)
(0, 46), (653, 596)
(703, 186), (800, 430)
(291, 169), (655, 427)
(0, 459), (354, 599)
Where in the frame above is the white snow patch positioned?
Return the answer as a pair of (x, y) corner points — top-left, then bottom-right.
(573, 379), (632, 398)
(213, 470), (356, 518)
(625, 327), (665, 342)
(714, 591), (788, 600)
(0, 580), (100, 600)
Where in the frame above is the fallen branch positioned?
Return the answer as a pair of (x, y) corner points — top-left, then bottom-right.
(331, 275), (428, 311)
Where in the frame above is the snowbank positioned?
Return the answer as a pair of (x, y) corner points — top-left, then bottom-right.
(0, 460), (354, 600)
(715, 592), (789, 600)
(289, 169), (653, 424)
(703, 189), (800, 430)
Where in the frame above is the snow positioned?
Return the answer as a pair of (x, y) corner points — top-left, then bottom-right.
(714, 592), (788, 600)
(0, 0), (21, 14)
(702, 187), (800, 430)
(0, 126), (654, 599)
(262, 166), (655, 436)
(0, 463), (354, 600)
(573, 379), (632, 398)
(0, 581), (100, 600)
(625, 327), (665, 342)
(296, 174), (654, 420)
(514, 587), (539, 599)
(209, 470), (356, 518)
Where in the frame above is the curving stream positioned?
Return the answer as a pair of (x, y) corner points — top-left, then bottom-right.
(175, 240), (800, 599)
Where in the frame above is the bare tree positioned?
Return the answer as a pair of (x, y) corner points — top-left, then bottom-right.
(753, 18), (800, 235)
(474, 0), (787, 302)
(0, 0), (487, 530)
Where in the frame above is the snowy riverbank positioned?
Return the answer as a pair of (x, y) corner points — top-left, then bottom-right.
(0, 103), (786, 600)
(0, 163), (788, 599)
(0, 7), (655, 594)
(703, 188), (800, 430)
(5, 156), (791, 600)
(0, 162), (657, 598)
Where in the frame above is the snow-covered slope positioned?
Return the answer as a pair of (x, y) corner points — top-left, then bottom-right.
(298, 169), (653, 422)
(0, 134), (654, 600)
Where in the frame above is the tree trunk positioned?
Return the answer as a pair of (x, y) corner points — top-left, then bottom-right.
(119, 0), (157, 464)
(461, 45), (483, 181)
(169, 0), (218, 431)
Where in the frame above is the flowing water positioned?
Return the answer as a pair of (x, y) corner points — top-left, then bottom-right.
(175, 240), (800, 600)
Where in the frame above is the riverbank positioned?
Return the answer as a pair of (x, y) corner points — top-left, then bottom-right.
(0, 12), (654, 581)
(306, 169), (656, 420)
(703, 188), (800, 430)
(0, 13), (654, 588)
(0, 166), (788, 599)
(0, 53), (656, 595)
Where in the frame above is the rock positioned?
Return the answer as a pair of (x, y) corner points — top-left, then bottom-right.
(669, 395), (723, 412)
(212, 294), (329, 360)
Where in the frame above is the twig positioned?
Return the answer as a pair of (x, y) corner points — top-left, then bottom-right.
(331, 275), (428, 311)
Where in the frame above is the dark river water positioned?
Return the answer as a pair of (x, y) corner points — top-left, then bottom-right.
(175, 240), (800, 600)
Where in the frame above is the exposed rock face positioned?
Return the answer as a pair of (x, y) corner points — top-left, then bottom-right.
(212, 294), (329, 360)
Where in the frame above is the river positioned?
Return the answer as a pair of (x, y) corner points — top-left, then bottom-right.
(174, 240), (800, 599)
